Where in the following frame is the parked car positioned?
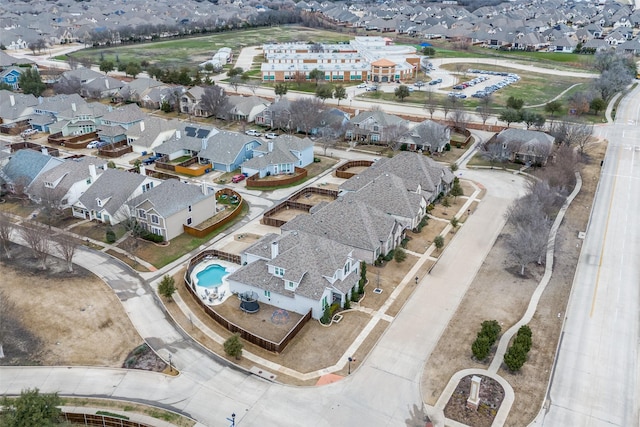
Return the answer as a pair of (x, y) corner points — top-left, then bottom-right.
(143, 154), (163, 165)
(245, 130), (262, 137)
(86, 140), (101, 149)
(20, 128), (37, 137)
(265, 132), (278, 139)
(429, 78), (442, 86)
(231, 174), (246, 183)
(356, 83), (367, 88)
(366, 85), (378, 91)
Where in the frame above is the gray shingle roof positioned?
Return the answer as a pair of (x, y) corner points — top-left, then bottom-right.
(227, 230), (358, 301)
(27, 156), (106, 202)
(340, 152), (454, 198)
(282, 194), (399, 253)
(78, 168), (147, 213)
(2, 149), (63, 186)
(199, 130), (260, 165)
(129, 179), (212, 219)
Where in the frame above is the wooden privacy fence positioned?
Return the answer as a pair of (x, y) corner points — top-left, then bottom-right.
(48, 131), (98, 148)
(98, 142), (132, 158)
(10, 142), (60, 157)
(335, 160), (374, 179)
(246, 167), (307, 188)
(183, 189), (244, 238)
(261, 186), (339, 227)
(184, 250), (311, 353)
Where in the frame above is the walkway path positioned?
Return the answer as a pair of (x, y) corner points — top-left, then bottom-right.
(425, 172), (582, 427)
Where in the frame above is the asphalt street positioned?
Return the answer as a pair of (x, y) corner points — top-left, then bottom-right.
(540, 86), (640, 426)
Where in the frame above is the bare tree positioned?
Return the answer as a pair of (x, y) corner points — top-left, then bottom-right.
(54, 75), (83, 95)
(0, 289), (16, 358)
(229, 75), (242, 93)
(383, 123), (410, 150)
(293, 71), (306, 88)
(246, 79), (260, 95)
(199, 85), (229, 123)
(54, 233), (79, 273)
(480, 141), (508, 168)
(20, 222), (50, 270)
(289, 98), (324, 135)
(424, 89), (437, 119)
(507, 219), (549, 275)
(0, 213), (13, 259)
(548, 120), (593, 155)
(450, 107), (468, 131)
(37, 186), (67, 230)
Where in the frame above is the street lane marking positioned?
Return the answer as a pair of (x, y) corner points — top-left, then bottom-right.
(590, 145), (621, 317)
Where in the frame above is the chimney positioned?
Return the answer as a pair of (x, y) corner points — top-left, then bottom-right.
(201, 138), (207, 151)
(201, 182), (209, 195)
(271, 241), (279, 259)
(176, 130), (181, 139)
(140, 120), (145, 132)
(89, 163), (97, 180)
(38, 96), (43, 104)
(72, 102), (76, 112)
(139, 165), (146, 176)
(9, 94), (15, 106)
(41, 147), (48, 155)
(268, 140), (274, 152)
(105, 79), (110, 89)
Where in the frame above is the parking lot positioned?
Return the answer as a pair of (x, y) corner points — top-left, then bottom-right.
(448, 69), (521, 99)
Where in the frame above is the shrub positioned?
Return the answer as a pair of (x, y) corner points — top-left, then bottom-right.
(351, 291), (360, 302)
(450, 217), (459, 228)
(141, 230), (164, 243)
(105, 228), (116, 243)
(401, 237), (410, 248)
(383, 249), (395, 262)
(343, 298), (350, 310)
(158, 275), (176, 300)
(472, 335), (492, 361)
(445, 143), (451, 151)
(504, 342), (528, 371)
(314, 157), (321, 163)
(400, 143), (408, 151)
(223, 334), (243, 360)
(320, 305), (332, 325)
(434, 235), (445, 251)
(394, 247), (407, 263)
(471, 320), (502, 362)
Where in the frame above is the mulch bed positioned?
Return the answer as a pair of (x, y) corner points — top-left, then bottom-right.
(444, 374), (505, 427)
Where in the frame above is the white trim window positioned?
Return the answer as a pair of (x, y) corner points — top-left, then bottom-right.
(274, 266), (284, 277)
(151, 214), (159, 224)
(138, 209), (146, 219)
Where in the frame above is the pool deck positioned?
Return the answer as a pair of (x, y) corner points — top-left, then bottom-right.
(191, 259), (238, 306)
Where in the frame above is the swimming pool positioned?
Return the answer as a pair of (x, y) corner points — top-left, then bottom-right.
(196, 263), (228, 288)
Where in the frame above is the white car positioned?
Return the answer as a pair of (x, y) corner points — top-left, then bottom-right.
(245, 130), (262, 137)
(265, 133), (278, 139)
(20, 128), (37, 137)
(356, 83), (367, 88)
(86, 140), (101, 149)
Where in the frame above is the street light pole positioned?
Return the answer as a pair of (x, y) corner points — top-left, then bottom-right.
(226, 413), (236, 427)
(348, 356), (355, 375)
(168, 354), (172, 373)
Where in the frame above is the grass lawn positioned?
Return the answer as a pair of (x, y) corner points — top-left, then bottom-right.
(125, 202), (249, 268)
(245, 155), (338, 190)
(0, 199), (36, 218)
(69, 26), (353, 69)
(466, 153), (522, 170)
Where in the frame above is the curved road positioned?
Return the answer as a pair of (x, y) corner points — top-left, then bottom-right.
(0, 170), (526, 427)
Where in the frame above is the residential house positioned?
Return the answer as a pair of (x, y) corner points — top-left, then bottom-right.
(312, 108), (350, 138)
(197, 130), (261, 172)
(73, 168), (161, 225)
(126, 117), (181, 155)
(282, 194), (404, 264)
(241, 135), (314, 178)
(0, 149), (64, 195)
(227, 230), (361, 320)
(345, 110), (411, 145)
(0, 90), (38, 124)
(225, 95), (270, 123)
(59, 68), (125, 99)
(397, 119), (450, 153)
(128, 179), (216, 241)
(179, 86), (207, 117)
(493, 128), (555, 166)
(0, 66), (23, 90)
(254, 98), (292, 129)
(27, 157), (107, 208)
(154, 123), (218, 160)
(339, 152), (455, 204)
(47, 101), (110, 136)
(97, 104), (146, 146)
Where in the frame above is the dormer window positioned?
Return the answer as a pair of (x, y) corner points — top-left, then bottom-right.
(286, 281), (295, 290)
(274, 266), (284, 277)
(97, 199), (102, 207)
(44, 182), (54, 188)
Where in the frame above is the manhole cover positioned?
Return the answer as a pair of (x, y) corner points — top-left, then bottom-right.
(373, 288), (383, 294)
